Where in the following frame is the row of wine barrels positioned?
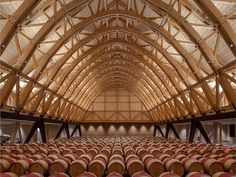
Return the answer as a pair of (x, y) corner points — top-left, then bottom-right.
(108, 154), (125, 175)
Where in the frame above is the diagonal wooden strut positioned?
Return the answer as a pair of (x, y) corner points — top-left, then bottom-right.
(189, 120), (211, 144)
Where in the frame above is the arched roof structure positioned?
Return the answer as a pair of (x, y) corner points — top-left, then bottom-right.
(0, 0), (235, 122)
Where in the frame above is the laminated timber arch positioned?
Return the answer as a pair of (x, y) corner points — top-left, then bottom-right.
(0, 0), (236, 123)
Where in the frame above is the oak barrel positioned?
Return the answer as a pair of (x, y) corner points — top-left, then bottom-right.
(69, 159), (87, 177)
(164, 158), (185, 177)
(145, 158), (164, 177)
(88, 159), (106, 177)
(108, 159), (125, 175)
(182, 158), (204, 173)
(127, 158), (144, 176)
(49, 159), (69, 175)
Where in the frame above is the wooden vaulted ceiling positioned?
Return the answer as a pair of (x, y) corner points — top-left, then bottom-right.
(0, 0), (236, 122)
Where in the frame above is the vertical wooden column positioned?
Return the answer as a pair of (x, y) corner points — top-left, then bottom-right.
(153, 124), (157, 137)
(213, 122), (222, 144)
(165, 123), (180, 139)
(156, 124), (164, 137)
(71, 123), (82, 137)
(25, 118), (46, 143)
(55, 123), (70, 139)
(189, 120), (211, 144)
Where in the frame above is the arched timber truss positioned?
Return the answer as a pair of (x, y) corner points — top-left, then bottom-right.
(0, 0), (236, 122)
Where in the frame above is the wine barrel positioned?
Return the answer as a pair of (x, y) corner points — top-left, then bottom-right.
(87, 149), (99, 159)
(224, 148), (236, 155)
(159, 172), (181, 177)
(29, 158), (52, 175)
(31, 154), (47, 161)
(20, 172), (43, 177)
(108, 159), (125, 175)
(137, 149), (148, 159)
(80, 154), (93, 164)
(48, 154), (61, 162)
(158, 154), (171, 162)
(75, 149), (86, 157)
(146, 158), (164, 177)
(10, 159), (33, 176)
(186, 172), (210, 177)
(200, 158), (224, 176)
(88, 159), (106, 177)
(174, 154), (186, 161)
(163, 149), (175, 156)
(0, 172), (18, 177)
(63, 154), (77, 163)
(69, 159), (87, 177)
(126, 154), (139, 163)
(11, 149), (23, 155)
(218, 158), (236, 173)
(110, 154), (124, 162)
(48, 148), (61, 155)
(0, 149), (11, 155)
(0, 159), (11, 173)
(24, 148), (36, 155)
(107, 172), (123, 177)
(212, 172), (236, 177)
(141, 154), (154, 164)
(182, 158), (204, 173)
(76, 172), (97, 177)
(132, 171), (152, 177)
(149, 149), (161, 156)
(94, 154), (108, 164)
(49, 159), (69, 175)
(127, 158), (144, 176)
(164, 158), (185, 177)
(212, 149), (224, 155)
(48, 173), (70, 177)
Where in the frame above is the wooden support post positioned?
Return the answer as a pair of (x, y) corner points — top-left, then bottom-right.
(165, 123), (170, 138)
(38, 118), (46, 143)
(156, 124), (164, 137)
(64, 123), (70, 139)
(153, 124), (157, 137)
(197, 121), (211, 144)
(24, 118), (46, 144)
(165, 123), (180, 139)
(55, 123), (70, 139)
(78, 123), (82, 137)
(189, 120), (197, 143)
(71, 124), (81, 137)
(189, 120), (211, 144)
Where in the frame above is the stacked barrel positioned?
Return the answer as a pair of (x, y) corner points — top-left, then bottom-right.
(0, 136), (236, 177)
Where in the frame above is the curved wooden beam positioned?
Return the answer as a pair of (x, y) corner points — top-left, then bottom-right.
(0, 0), (40, 54)
(194, 0), (236, 57)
